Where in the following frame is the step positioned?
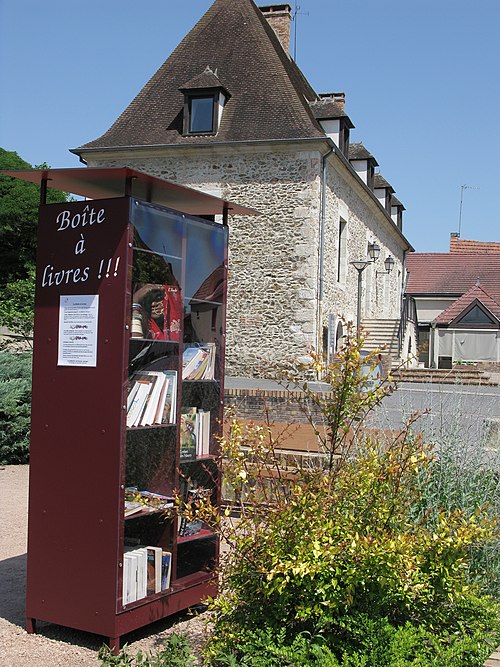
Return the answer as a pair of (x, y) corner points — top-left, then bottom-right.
(392, 368), (498, 386)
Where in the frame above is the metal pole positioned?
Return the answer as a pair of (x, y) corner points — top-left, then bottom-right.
(356, 268), (363, 341)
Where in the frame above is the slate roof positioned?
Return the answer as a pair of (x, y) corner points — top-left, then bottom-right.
(373, 173), (394, 193)
(434, 284), (500, 325)
(309, 98), (354, 127)
(179, 66), (228, 93)
(74, 0), (325, 151)
(406, 252), (500, 301)
(391, 195), (405, 209)
(348, 142), (379, 165)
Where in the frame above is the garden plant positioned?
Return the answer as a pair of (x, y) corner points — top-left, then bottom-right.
(187, 328), (500, 666)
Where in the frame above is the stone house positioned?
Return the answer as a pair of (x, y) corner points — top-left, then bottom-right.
(406, 237), (500, 367)
(72, 0), (414, 376)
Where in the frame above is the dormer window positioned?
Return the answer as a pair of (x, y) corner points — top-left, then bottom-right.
(188, 94), (218, 134)
(309, 93), (354, 157)
(180, 66), (230, 137)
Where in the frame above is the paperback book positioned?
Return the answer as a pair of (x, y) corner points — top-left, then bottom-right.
(182, 343), (216, 380)
(127, 370), (177, 428)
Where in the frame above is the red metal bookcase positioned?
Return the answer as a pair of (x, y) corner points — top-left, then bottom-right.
(2, 168), (258, 652)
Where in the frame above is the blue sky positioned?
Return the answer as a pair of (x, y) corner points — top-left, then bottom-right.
(1, 0), (499, 252)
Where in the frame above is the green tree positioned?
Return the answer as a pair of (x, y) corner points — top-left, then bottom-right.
(0, 148), (68, 338)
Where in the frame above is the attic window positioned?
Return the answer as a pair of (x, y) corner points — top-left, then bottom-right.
(180, 67), (230, 137)
(188, 94), (217, 134)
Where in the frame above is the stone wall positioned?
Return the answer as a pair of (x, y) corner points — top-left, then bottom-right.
(321, 158), (405, 334)
(86, 143), (406, 375)
(87, 147), (322, 375)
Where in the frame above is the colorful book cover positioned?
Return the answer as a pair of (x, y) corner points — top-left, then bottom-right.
(180, 409), (197, 459)
(161, 551), (172, 590)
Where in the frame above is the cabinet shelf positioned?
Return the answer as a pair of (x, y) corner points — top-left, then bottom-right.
(177, 528), (215, 544)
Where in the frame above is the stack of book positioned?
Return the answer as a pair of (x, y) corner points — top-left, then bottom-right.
(123, 546), (172, 605)
(127, 370), (177, 428)
(182, 343), (216, 380)
(124, 489), (174, 516)
(180, 408), (211, 459)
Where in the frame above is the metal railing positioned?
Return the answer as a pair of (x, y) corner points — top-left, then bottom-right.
(397, 295), (418, 357)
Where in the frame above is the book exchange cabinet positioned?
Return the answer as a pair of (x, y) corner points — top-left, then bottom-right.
(2, 167), (257, 652)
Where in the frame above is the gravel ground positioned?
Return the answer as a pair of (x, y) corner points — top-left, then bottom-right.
(0, 465), (209, 667)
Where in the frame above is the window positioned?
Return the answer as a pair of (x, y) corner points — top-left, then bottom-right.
(337, 218), (347, 283)
(180, 67), (229, 136)
(455, 304), (496, 326)
(188, 95), (216, 134)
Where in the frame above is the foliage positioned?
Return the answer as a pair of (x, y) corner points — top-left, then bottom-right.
(0, 148), (67, 284)
(0, 270), (36, 344)
(0, 350), (32, 464)
(211, 604), (500, 666)
(411, 403), (500, 597)
(187, 327), (500, 665)
(97, 633), (198, 667)
(0, 148), (68, 339)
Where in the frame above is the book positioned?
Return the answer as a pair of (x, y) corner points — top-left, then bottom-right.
(124, 500), (144, 517)
(123, 553), (133, 604)
(178, 483), (211, 537)
(127, 380), (151, 427)
(161, 551), (172, 590)
(147, 546), (163, 595)
(124, 546), (154, 602)
(123, 551), (139, 604)
(141, 372), (166, 426)
(196, 409), (211, 456)
(182, 343), (216, 380)
(136, 547), (148, 600)
(160, 370), (177, 424)
(127, 370), (177, 428)
(179, 408), (211, 458)
(180, 409), (197, 459)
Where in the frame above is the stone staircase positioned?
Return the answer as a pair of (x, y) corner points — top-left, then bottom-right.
(391, 366), (499, 386)
(361, 318), (400, 359)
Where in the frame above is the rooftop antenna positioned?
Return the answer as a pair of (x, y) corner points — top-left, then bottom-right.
(457, 184), (479, 237)
(292, 1), (308, 62)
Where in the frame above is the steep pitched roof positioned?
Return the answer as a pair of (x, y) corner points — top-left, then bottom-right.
(434, 284), (500, 324)
(75, 0), (324, 151)
(406, 252), (500, 301)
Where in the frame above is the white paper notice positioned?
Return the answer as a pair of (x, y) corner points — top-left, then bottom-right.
(58, 295), (99, 367)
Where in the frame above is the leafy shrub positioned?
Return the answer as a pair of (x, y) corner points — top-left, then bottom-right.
(191, 328), (500, 665)
(98, 633), (197, 667)
(0, 350), (32, 464)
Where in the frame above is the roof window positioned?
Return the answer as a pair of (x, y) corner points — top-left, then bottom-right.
(180, 66), (230, 137)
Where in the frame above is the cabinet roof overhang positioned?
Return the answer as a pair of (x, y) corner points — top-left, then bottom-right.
(0, 166), (260, 217)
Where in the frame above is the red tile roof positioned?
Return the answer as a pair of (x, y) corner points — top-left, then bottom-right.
(406, 252), (500, 300)
(434, 284), (500, 324)
(450, 237), (500, 253)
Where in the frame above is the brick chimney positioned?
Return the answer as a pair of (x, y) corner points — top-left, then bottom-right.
(320, 92), (346, 110)
(260, 4), (292, 55)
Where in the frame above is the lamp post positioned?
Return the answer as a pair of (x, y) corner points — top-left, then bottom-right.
(350, 243), (380, 340)
(349, 244), (395, 341)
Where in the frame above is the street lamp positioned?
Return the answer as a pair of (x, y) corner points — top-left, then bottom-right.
(350, 245), (395, 339)
(350, 243), (381, 339)
(376, 255), (395, 275)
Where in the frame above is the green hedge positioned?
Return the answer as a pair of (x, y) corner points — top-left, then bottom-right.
(0, 350), (32, 464)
